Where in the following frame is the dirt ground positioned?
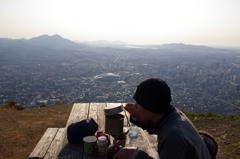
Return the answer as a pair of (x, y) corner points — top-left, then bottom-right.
(192, 117), (240, 159)
(0, 104), (72, 159)
(0, 104), (239, 159)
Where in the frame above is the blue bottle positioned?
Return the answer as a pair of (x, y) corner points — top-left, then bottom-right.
(128, 123), (138, 148)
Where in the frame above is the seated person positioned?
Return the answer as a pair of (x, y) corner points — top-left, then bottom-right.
(114, 78), (211, 159)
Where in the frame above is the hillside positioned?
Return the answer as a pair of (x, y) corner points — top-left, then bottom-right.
(0, 104), (239, 159)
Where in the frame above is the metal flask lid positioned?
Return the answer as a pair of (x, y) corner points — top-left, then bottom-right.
(104, 104), (123, 116)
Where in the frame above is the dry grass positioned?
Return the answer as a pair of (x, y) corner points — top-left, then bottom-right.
(0, 104), (239, 159)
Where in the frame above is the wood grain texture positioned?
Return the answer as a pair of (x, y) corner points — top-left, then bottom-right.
(137, 128), (159, 159)
(58, 103), (89, 158)
(29, 128), (59, 159)
(58, 143), (84, 159)
(44, 128), (66, 159)
(97, 103), (106, 132)
(66, 103), (89, 127)
(82, 103), (107, 159)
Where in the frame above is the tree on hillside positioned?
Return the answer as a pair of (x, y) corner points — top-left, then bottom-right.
(5, 101), (16, 107)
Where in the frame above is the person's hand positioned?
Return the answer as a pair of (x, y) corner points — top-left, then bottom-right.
(113, 147), (136, 159)
(124, 103), (137, 117)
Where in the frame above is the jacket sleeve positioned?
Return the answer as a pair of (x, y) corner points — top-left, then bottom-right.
(132, 149), (154, 159)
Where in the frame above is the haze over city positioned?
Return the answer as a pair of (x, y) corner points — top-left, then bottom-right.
(1, 0), (240, 115)
(1, 0), (240, 47)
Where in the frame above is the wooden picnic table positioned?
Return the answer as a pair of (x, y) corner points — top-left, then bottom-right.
(29, 103), (159, 159)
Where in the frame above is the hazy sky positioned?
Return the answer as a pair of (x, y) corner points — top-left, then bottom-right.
(0, 0), (240, 47)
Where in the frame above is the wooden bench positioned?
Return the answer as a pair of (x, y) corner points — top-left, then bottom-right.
(29, 103), (159, 159)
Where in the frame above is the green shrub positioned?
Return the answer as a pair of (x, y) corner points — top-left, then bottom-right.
(5, 101), (16, 107)
(182, 110), (240, 120)
(14, 105), (24, 110)
(39, 104), (47, 108)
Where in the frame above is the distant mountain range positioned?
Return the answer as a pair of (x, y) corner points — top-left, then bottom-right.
(0, 34), (90, 64)
(0, 34), (235, 62)
(0, 34), (86, 50)
(0, 34), (219, 50)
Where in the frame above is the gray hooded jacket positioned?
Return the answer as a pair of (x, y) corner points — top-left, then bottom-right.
(133, 107), (211, 159)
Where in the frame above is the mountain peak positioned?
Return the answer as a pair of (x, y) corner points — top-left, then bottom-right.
(27, 34), (76, 48)
(157, 43), (214, 51)
(30, 34), (64, 41)
(51, 34), (64, 39)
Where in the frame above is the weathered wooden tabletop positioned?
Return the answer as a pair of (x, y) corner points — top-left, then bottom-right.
(29, 103), (159, 159)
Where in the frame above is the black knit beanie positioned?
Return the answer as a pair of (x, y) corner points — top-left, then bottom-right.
(133, 78), (172, 114)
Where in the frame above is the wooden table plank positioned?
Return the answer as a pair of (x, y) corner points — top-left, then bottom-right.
(87, 103), (106, 132)
(57, 103), (90, 159)
(58, 143), (84, 159)
(96, 103), (106, 132)
(137, 129), (159, 159)
(44, 128), (66, 159)
(88, 103), (100, 124)
(66, 103), (90, 127)
(29, 128), (59, 159)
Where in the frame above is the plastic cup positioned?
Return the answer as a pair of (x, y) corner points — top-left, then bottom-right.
(83, 136), (97, 153)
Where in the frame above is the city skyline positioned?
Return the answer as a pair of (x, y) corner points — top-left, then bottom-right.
(1, 0), (240, 47)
